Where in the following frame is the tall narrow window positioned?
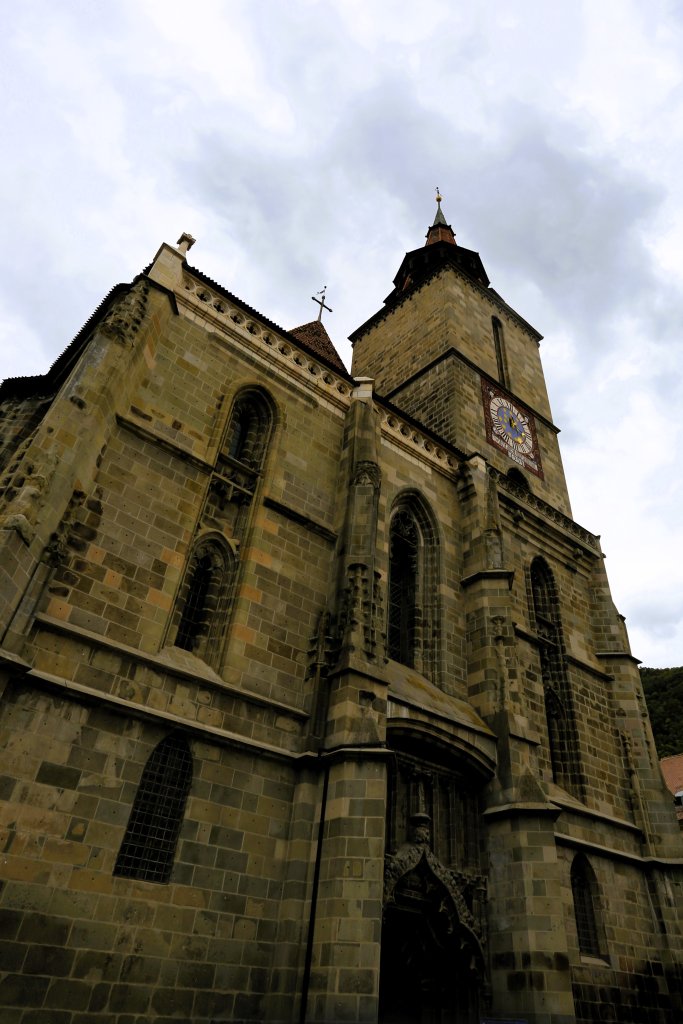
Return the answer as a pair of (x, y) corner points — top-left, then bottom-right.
(571, 855), (603, 958)
(388, 510), (419, 667)
(114, 735), (192, 884)
(172, 538), (235, 665)
(530, 557), (583, 797)
(387, 494), (439, 680)
(176, 553), (214, 651)
(221, 388), (273, 472)
(492, 317), (509, 389)
(544, 686), (571, 785)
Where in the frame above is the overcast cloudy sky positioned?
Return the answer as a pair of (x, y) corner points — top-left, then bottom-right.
(1, 0), (682, 668)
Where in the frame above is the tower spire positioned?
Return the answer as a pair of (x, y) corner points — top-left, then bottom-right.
(426, 188), (456, 246)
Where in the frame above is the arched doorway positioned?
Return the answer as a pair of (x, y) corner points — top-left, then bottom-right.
(379, 855), (483, 1024)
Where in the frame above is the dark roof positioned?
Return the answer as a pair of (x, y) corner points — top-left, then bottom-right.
(349, 241), (542, 345)
(389, 240), (490, 297)
(182, 262), (351, 378)
(1, 259), (353, 403)
(0, 282), (135, 401)
(433, 201), (449, 227)
(349, 241), (490, 344)
(288, 320), (346, 371)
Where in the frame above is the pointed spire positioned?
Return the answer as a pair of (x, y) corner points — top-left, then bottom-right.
(426, 188), (456, 246)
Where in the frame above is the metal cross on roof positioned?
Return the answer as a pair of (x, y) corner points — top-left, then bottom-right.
(311, 286), (333, 322)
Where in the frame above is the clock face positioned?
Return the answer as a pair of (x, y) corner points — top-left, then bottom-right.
(490, 396), (534, 455)
(481, 380), (543, 477)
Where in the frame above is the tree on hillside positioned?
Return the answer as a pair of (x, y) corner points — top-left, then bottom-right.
(640, 666), (683, 759)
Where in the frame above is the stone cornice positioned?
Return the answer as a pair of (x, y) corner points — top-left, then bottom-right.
(386, 347), (559, 436)
(496, 471), (601, 554)
(32, 612), (309, 720)
(554, 831), (683, 869)
(263, 496), (337, 543)
(460, 569), (515, 590)
(177, 270), (354, 414)
(20, 668), (303, 763)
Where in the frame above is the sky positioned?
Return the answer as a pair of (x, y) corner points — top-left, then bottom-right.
(1, 0), (682, 668)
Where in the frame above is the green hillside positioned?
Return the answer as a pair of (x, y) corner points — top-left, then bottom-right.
(640, 666), (683, 759)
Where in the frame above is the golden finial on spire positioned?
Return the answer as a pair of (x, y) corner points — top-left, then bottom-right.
(435, 186), (443, 205)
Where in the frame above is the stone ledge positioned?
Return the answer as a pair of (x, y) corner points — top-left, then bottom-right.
(33, 612), (309, 720)
(117, 411), (212, 469)
(513, 624), (613, 680)
(483, 801), (562, 822)
(460, 569), (515, 590)
(263, 496), (337, 543)
(551, 794), (642, 835)
(19, 667), (302, 763)
(0, 647), (32, 674)
(554, 831), (683, 868)
(595, 650), (642, 666)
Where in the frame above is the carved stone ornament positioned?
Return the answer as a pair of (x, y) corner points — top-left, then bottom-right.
(383, 842), (481, 943)
(336, 562), (386, 664)
(0, 449), (58, 544)
(352, 460), (381, 488)
(99, 281), (150, 346)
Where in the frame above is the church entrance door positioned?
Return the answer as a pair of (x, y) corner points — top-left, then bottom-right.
(378, 861), (480, 1024)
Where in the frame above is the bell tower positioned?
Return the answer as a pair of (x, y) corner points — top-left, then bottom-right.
(350, 195), (571, 515)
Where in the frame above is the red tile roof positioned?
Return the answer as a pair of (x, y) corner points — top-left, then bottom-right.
(661, 753), (683, 794)
(288, 320), (346, 371)
(660, 754), (683, 821)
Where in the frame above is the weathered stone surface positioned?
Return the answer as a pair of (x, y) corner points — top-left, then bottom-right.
(0, 216), (681, 1023)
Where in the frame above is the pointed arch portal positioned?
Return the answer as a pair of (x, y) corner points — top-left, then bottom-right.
(380, 850), (484, 1024)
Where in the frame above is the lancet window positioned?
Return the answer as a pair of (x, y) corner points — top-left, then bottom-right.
(219, 388), (273, 477)
(113, 734), (192, 884)
(387, 494), (439, 680)
(571, 854), (604, 958)
(388, 510), (418, 667)
(204, 387), (275, 531)
(171, 537), (235, 666)
(530, 557), (583, 796)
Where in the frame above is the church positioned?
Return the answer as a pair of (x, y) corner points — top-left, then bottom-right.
(0, 198), (681, 1023)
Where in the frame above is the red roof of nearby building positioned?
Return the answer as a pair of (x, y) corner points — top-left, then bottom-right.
(661, 753), (683, 794)
(661, 754), (683, 821)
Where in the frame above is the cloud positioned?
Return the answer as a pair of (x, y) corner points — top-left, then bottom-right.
(1, 0), (682, 667)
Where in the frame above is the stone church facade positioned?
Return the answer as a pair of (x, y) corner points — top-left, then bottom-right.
(0, 203), (681, 1023)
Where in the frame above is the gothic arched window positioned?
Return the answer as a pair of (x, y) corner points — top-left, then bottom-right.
(571, 855), (604, 958)
(388, 510), (419, 667)
(544, 685), (571, 785)
(387, 494), (439, 680)
(530, 557), (583, 797)
(172, 537), (235, 665)
(221, 388), (273, 472)
(113, 735), (192, 884)
(176, 552), (214, 651)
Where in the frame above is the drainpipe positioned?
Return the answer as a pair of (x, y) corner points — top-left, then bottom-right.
(299, 759), (330, 1024)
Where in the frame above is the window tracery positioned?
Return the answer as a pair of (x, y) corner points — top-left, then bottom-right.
(171, 537), (235, 665)
(388, 510), (419, 667)
(113, 734), (192, 884)
(387, 494), (439, 680)
(571, 854), (604, 958)
(530, 557), (583, 796)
